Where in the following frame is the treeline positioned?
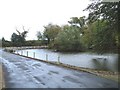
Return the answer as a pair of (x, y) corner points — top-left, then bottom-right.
(1, 37), (47, 47)
(36, 1), (119, 53)
(37, 20), (118, 53)
(1, 1), (119, 54)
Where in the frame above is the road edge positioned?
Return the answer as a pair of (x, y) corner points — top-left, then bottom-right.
(0, 63), (5, 89)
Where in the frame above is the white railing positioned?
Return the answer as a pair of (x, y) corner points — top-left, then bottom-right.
(14, 50), (61, 64)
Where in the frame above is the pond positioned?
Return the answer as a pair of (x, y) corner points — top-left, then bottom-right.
(16, 49), (118, 72)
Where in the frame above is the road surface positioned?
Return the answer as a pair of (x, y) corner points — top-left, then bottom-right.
(0, 50), (118, 88)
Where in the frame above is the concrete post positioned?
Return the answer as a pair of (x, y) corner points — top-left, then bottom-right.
(58, 56), (60, 64)
(21, 50), (23, 55)
(46, 54), (48, 61)
(33, 52), (35, 58)
(27, 51), (28, 57)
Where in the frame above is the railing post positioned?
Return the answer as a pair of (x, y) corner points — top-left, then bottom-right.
(46, 54), (48, 61)
(58, 56), (60, 64)
(17, 50), (18, 54)
(33, 52), (35, 58)
(21, 50), (23, 55)
(27, 51), (28, 57)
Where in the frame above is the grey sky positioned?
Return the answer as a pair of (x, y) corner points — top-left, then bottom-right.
(0, 0), (91, 40)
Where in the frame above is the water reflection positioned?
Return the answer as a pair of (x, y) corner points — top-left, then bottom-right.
(16, 49), (118, 72)
(92, 59), (109, 70)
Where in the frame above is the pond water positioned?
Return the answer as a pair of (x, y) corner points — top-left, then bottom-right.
(16, 49), (119, 72)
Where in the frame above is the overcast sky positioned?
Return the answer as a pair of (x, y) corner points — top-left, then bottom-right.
(0, 0), (91, 40)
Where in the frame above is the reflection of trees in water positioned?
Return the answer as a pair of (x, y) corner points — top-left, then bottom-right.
(0, 40), (2, 47)
(118, 60), (120, 72)
(114, 57), (119, 72)
(92, 58), (109, 71)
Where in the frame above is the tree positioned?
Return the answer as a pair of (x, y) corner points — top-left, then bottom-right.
(84, 0), (118, 26)
(11, 26), (28, 46)
(0, 39), (2, 47)
(93, 20), (117, 53)
(68, 16), (86, 34)
(54, 25), (85, 51)
(81, 19), (117, 53)
(43, 24), (62, 44)
(36, 31), (42, 40)
(53, 17), (86, 51)
(1, 37), (12, 47)
(16, 26), (28, 41)
(84, 0), (119, 53)
(2, 37), (5, 42)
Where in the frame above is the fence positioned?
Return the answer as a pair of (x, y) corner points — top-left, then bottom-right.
(14, 50), (61, 64)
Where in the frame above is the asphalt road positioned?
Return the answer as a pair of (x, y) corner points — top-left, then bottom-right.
(0, 50), (119, 88)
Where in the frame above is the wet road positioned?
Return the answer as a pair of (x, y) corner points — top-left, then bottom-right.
(0, 50), (118, 88)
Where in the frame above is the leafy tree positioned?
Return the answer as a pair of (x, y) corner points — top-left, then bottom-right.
(94, 20), (117, 53)
(24, 40), (42, 46)
(1, 37), (12, 47)
(68, 16), (86, 34)
(84, 0), (119, 53)
(50, 17), (86, 51)
(11, 33), (21, 46)
(2, 37), (5, 47)
(43, 24), (62, 44)
(11, 26), (28, 46)
(84, 0), (118, 26)
(2, 37), (5, 42)
(54, 25), (85, 51)
(36, 31), (42, 40)
(0, 39), (2, 47)
(81, 19), (117, 53)
(16, 26), (28, 41)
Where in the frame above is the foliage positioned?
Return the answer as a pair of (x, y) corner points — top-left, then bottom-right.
(36, 31), (42, 40)
(1, 37), (12, 47)
(0, 39), (1, 47)
(25, 40), (47, 46)
(84, 0), (118, 25)
(83, 0), (119, 53)
(68, 16), (86, 34)
(81, 20), (117, 53)
(43, 24), (62, 44)
(54, 25), (85, 51)
(11, 26), (28, 46)
(3, 1), (119, 54)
